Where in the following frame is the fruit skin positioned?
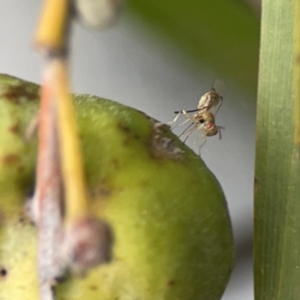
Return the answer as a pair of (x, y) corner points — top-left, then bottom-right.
(0, 74), (234, 300)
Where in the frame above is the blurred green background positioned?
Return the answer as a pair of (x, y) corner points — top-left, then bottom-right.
(127, 0), (260, 93)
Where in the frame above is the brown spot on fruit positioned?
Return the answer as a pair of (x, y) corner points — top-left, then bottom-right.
(89, 285), (98, 291)
(2, 154), (19, 165)
(2, 84), (37, 104)
(112, 158), (120, 170)
(98, 188), (111, 198)
(117, 122), (131, 133)
(9, 122), (20, 134)
(90, 185), (111, 199)
(18, 165), (25, 173)
(0, 268), (7, 278)
(149, 123), (183, 159)
(168, 279), (175, 286)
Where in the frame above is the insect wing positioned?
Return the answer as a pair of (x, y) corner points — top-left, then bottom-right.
(210, 79), (225, 115)
(211, 79), (226, 98)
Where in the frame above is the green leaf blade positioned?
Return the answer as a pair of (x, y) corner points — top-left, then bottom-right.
(255, 0), (300, 299)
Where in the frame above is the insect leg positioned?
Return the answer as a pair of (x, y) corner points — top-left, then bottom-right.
(217, 126), (225, 140)
(196, 127), (209, 155)
(181, 110), (194, 121)
(192, 134), (202, 153)
(168, 110), (194, 130)
(180, 123), (197, 142)
(198, 135), (208, 155)
(176, 118), (191, 129)
(175, 110), (195, 129)
(167, 110), (183, 126)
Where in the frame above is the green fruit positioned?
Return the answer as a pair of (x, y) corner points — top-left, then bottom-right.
(0, 74), (234, 300)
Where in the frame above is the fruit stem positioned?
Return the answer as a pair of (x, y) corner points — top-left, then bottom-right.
(47, 58), (89, 223)
(35, 0), (70, 51)
(33, 0), (92, 297)
(34, 74), (63, 300)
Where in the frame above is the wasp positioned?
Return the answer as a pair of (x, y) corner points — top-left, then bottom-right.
(168, 80), (225, 152)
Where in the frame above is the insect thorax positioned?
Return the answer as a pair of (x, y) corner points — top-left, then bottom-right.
(197, 91), (221, 110)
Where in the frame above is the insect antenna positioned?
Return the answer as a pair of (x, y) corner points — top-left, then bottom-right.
(174, 108), (200, 114)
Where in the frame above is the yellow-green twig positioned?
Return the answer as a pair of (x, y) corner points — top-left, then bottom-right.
(48, 59), (89, 223)
(36, 0), (89, 225)
(35, 0), (70, 51)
